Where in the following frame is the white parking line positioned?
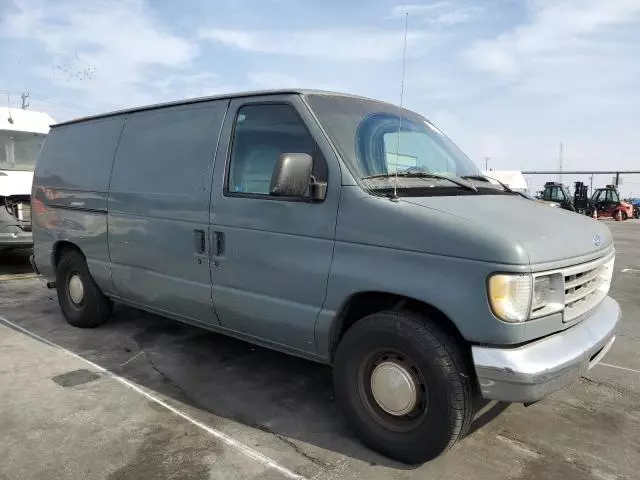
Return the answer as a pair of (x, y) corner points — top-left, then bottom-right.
(598, 362), (640, 375)
(0, 315), (308, 480)
(0, 273), (38, 281)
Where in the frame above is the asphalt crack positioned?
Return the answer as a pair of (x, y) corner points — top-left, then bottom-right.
(243, 419), (328, 468)
(274, 433), (328, 468)
(145, 351), (197, 404)
(580, 376), (640, 401)
(128, 335), (200, 408)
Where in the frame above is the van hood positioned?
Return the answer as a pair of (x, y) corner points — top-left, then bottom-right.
(0, 170), (34, 196)
(401, 194), (613, 266)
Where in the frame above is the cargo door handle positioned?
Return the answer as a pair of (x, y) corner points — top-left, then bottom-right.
(213, 231), (225, 256)
(193, 230), (206, 254)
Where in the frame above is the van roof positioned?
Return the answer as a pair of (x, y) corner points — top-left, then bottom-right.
(52, 89), (382, 128)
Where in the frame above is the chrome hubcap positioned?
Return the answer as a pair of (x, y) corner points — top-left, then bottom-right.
(370, 361), (418, 416)
(68, 274), (84, 304)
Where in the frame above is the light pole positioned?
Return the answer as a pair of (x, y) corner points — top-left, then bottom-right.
(484, 156), (490, 171)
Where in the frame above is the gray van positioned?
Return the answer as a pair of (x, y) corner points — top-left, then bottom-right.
(31, 90), (620, 463)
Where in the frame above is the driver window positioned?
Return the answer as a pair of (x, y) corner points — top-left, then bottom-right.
(228, 104), (326, 196)
(549, 187), (563, 201)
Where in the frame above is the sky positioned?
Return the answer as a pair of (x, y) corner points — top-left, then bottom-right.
(1, 0), (640, 195)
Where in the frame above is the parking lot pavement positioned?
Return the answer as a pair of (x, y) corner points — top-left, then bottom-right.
(0, 324), (299, 480)
(588, 220), (640, 394)
(0, 220), (639, 480)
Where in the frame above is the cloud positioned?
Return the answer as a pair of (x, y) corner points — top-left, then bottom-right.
(245, 71), (346, 93)
(465, 0), (640, 78)
(199, 28), (432, 60)
(246, 72), (304, 89)
(1, 0), (199, 111)
(480, 133), (508, 160)
(390, 2), (482, 25)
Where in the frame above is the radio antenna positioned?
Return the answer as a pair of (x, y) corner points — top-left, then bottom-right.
(393, 12), (409, 200)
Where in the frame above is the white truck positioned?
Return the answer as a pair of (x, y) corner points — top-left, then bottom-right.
(0, 107), (54, 251)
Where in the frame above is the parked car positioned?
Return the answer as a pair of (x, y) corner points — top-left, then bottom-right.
(0, 107), (54, 251)
(31, 90), (620, 463)
(627, 198), (640, 218)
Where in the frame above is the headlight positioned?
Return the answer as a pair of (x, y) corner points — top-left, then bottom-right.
(488, 273), (563, 322)
(487, 274), (532, 322)
(530, 273), (564, 318)
(532, 277), (551, 309)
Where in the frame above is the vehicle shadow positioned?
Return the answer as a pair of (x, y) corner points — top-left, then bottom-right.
(0, 249), (34, 277)
(1, 282), (510, 470)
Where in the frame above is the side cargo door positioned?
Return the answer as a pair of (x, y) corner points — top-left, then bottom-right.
(209, 94), (340, 354)
(108, 100), (228, 324)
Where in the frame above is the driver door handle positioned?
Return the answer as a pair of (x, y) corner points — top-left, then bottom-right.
(193, 229), (206, 254)
(213, 231), (225, 257)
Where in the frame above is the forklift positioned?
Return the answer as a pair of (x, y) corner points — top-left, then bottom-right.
(585, 184), (633, 220)
(573, 181), (589, 214)
(541, 182), (575, 211)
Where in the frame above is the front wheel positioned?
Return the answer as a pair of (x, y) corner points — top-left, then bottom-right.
(333, 311), (475, 463)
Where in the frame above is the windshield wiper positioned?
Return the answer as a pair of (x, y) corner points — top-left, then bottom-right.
(362, 172), (478, 192)
(461, 175), (516, 194)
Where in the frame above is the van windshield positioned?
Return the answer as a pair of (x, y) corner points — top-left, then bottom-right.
(0, 130), (46, 172)
(305, 94), (480, 194)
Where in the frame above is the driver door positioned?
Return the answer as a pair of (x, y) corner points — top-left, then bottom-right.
(208, 94), (341, 354)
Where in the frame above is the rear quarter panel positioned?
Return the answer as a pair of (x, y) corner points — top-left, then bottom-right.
(32, 117), (124, 293)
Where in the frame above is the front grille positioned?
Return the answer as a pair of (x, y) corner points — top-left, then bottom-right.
(562, 253), (614, 322)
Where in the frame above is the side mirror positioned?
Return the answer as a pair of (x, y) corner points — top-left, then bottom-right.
(270, 153), (313, 198)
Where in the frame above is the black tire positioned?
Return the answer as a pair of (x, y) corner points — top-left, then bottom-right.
(56, 249), (113, 328)
(621, 211), (628, 221)
(333, 310), (475, 463)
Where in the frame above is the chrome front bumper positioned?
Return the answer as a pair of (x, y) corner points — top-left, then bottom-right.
(0, 230), (33, 248)
(472, 296), (620, 403)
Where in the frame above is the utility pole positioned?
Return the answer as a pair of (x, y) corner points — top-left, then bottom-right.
(484, 156), (490, 171)
(6, 93), (14, 124)
(558, 142), (564, 184)
(589, 174), (593, 196)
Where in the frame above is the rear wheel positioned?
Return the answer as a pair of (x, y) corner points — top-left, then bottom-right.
(56, 250), (113, 328)
(333, 310), (475, 463)
(621, 211), (628, 221)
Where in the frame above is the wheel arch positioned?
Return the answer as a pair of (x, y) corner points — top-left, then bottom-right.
(329, 291), (468, 363)
(53, 240), (85, 267)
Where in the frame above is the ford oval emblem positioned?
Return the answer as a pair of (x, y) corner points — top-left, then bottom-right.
(593, 234), (602, 247)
